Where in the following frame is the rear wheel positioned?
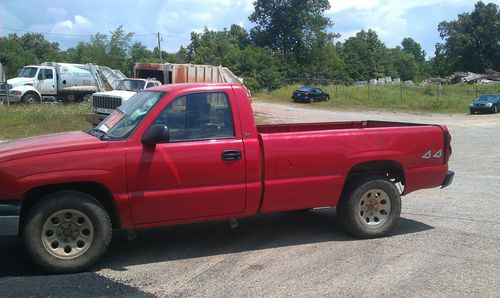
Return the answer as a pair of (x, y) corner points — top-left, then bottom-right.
(325, 95), (330, 101)
(23, 191), (112, 273)
(337, 176), (401, 238)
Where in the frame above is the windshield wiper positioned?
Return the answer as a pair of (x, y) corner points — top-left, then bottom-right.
(89, 128), (112, 141)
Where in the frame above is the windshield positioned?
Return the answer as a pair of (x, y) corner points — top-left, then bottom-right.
(476, 95), (499, 102)
(116, 79), (146, 91)
(97, 91), (165, 139)
(18, 67), (38, 78)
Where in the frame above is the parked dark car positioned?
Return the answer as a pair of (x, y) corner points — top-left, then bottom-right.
(469, 94), (500, 114)
(292, 86), (330, 103)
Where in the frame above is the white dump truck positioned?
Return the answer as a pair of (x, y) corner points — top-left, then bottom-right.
(0, 62), (126, 104)
(86, 62), (249, 125)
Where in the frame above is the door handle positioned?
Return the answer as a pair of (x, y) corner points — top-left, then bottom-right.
(221, 150), (242, 161)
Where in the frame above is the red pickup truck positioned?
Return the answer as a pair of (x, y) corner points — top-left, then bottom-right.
(0, 83), (454, 273)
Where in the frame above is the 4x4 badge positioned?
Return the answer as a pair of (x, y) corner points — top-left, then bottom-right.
(422, 150), (432, 159)
(422, 150), (442, 159)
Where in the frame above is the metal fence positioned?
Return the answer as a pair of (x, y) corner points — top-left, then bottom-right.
(280, 78), (500, 103)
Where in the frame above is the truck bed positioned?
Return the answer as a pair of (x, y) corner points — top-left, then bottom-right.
(256, 120), (448, 213)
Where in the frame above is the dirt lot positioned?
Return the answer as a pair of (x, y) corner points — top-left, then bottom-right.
(1, 102), (499, 297)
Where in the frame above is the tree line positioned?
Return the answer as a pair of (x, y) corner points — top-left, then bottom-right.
(1, 1), (499, 91)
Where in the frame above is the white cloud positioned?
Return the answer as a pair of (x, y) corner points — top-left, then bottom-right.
(329, 0), (473, 48)
(329, 0), (380, 13)
(50, 15), (91, 33)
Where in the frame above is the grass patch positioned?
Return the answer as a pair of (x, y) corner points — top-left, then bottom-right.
(262, 83), (500, 114)
(0, 102), (92, 139)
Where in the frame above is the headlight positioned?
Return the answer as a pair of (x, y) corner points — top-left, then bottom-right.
(469, 103), (474, 107)
(9, 90), (22, 96)
(486, 103), (493, 107)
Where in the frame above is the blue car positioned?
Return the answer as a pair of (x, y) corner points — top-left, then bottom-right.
(292, 86), (330, 103)
(469, 94), (500, 114)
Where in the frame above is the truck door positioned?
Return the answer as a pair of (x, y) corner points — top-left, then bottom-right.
(127, 90), (246, 225)
(38, 68), (56, 95)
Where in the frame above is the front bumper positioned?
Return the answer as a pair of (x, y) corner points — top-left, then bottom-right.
(85, 112), (108, 126)
(0, 94), (22, 103)
(441, 171), (454, 189)
(470, 106), (496, 113)
(0, 203), (20, 236)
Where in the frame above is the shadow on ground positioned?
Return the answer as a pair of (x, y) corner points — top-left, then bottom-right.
(0, 208), (433, 286)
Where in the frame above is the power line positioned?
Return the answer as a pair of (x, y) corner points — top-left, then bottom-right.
(0, 26), (189, 41)
(0, 26), (91, 37)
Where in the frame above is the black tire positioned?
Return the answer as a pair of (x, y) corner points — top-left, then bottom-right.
(23, 191), (112, 273)
(21, 93), (38, 104)
(470, 109), (474, 115)
(337, 176), (401, 238)
(325, 95), (330, 101)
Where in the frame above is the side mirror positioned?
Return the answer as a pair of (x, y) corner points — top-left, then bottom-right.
(142, 124), (169, 146)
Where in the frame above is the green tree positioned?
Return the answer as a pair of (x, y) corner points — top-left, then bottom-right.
(339, 30), (392, 81)
(435, 1), (500, 73)
(0, 34), (37, 77)
(392, 38), (429, 81)
(249, 0), (333, 63)
(108, 26), (134, 73)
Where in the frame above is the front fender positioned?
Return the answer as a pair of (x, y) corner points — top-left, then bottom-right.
(11, 85), (41, 99)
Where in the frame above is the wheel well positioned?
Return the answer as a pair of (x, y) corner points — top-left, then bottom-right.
(20, 182), (121, 229)
(23, 91), (41, 101)
(346, 160), (404, 185)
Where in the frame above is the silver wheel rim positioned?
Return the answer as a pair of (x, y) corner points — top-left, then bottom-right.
(41, 209), (94, 259)
(357, 188), (391, 228)
(26, 96), (36, 104)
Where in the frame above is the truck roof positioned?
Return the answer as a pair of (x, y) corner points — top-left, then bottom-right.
(146, 83), (242, 93)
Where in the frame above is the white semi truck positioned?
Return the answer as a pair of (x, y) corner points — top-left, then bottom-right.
(0, 62), (126, 104)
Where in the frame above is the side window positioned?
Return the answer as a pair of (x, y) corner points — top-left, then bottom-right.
(154, 92), (235, 142)
(44, 69), (53, 79)
(146, 82), (154, 88)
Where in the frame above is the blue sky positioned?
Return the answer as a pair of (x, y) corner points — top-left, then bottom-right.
(1, 0), (496, 57)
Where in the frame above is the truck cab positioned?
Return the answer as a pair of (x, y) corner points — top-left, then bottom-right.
(0, 65), (56, 103)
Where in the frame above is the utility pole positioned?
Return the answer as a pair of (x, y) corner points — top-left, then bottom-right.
(157, 32), (163, 63)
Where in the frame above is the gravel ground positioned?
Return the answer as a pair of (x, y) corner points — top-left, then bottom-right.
(1, 102), (499, 297)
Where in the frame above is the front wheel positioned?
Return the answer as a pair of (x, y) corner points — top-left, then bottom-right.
(337, 177), (401, 238)
(21, 93), (38, 104)
(23, 191), (112, 273)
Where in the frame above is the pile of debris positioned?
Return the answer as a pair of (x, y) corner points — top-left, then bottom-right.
(422, 69), (500, 85)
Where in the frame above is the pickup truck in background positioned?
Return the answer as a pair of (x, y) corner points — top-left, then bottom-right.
(0, 83), (454, 273)
(0, 62), (125, 103)
(86, 78), (162, 125)
(85, 63), (251, 126)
